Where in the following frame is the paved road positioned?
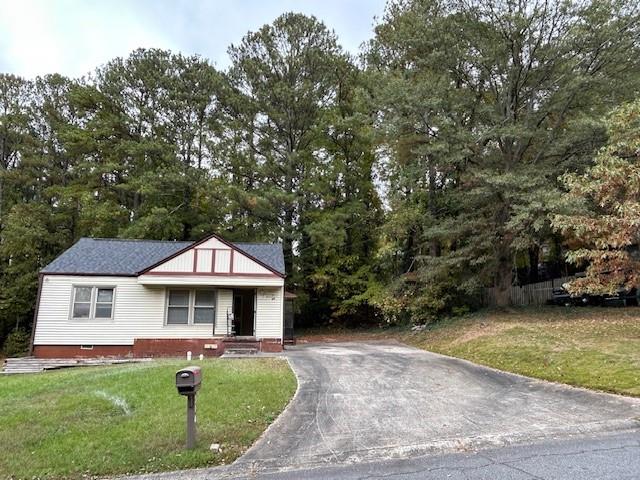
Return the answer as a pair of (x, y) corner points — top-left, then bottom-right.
(128, 341), (640, 480)
(231, 431), (640, 479)
(132, 431), (640, 480)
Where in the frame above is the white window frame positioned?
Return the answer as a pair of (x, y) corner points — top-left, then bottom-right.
(166, 289), (191, 325)
(70, 285), (116, 321)
(193, 289), (216, 325)
(164, 288), (216, 326)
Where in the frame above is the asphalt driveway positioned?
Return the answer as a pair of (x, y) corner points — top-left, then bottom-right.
(238, 341), (640, 471)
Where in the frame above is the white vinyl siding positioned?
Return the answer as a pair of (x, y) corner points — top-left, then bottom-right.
(214, 250), (231, 272)
(33, 275), (284, 345)
(215, 289), (233, 335)
(255, 287), (284, 339)
(233, 254), (272, 274)
(197, 238), (228, 249)
(196, 249), (213, 272)
(152, 250), (194, 272)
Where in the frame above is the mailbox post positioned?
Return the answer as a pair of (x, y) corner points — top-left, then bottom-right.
(175, 366), (202, 449)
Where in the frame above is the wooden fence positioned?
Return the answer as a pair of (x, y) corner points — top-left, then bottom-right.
(483, 276), (575, 307)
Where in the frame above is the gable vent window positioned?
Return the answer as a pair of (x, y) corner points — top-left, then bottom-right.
(71, 286), (115, 320)
(166, 289), (216, 325)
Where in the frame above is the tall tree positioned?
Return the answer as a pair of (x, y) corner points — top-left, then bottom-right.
(221, 13), (382, 323)
(368, 0), (640, 318)
(224, 13), (347, 275)
(0, 74), (31, 228)
(0, 74), (81, 339)
(74, 49), (224, 240)
(553, 99), (640, 294)
(297, 61), (382, 324)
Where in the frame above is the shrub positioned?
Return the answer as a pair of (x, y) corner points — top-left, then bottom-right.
(3, 329), (30, 357)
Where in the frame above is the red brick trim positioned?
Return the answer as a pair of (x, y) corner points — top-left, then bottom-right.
(133, 338), (224, 357)
(33, 345), (133, 358)
(260, 338), (284, 353)
(33, 338), (283, 358)
(141, 271), (279, 277)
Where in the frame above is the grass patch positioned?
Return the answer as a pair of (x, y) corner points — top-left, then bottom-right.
(0, 358), (296, 479)
(404, 307), (640, 396)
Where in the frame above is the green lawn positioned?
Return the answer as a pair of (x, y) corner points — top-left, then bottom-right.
(0, 358), (296, 479)
(403, 307), (640, 396)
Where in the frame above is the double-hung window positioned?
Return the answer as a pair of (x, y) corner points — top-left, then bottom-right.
(194, 290), (215, 324)
(167, 290), (190, 324)
(166, 289), (216, 325)
(71, 286), (115, 320)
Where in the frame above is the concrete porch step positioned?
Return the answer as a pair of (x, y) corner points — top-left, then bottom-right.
(224, 347), (259, 355)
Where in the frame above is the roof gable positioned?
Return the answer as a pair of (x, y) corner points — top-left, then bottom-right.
(140, 234), (285, 277)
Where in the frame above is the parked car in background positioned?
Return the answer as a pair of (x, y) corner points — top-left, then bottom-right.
(550, 287), (639, 307)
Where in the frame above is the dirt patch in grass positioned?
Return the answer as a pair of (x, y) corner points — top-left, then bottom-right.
(297, 330), (391, 344)
(445, 321), (513, 347)
(0, 358), (296, 479)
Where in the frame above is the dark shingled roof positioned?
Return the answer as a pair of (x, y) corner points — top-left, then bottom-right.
(41, 237), (285, 276)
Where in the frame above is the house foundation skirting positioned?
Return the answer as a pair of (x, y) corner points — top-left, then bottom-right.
(33, 338), (283, 358)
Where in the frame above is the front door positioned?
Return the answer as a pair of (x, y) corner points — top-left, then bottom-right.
(233, 289), (255, 336)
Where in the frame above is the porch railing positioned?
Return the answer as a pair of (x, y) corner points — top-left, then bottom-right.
(226, 308), (235, 337)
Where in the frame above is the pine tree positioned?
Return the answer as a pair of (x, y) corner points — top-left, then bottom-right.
(221, 13), (381, 323)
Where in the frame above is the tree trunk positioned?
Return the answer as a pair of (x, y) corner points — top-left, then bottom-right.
(427, 161), (440, 257)
(282, 205), (295, 279)
(494, 246), (513, 307)
(528, 246), (539, 283)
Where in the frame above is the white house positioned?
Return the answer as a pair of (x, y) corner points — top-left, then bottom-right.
(30, 233), (286, 358)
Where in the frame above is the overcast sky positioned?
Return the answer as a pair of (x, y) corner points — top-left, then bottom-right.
(0, 0), (387, 79)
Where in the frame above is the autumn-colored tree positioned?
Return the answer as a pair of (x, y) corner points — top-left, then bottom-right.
(553, 100), (640, 294)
